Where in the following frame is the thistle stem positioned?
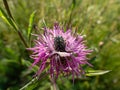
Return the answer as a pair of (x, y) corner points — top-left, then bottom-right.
(50, 77), (59, 90)
(18, 30), (29, 48)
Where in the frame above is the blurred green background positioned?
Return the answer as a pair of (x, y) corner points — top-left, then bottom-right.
(0, 0), (120, 90)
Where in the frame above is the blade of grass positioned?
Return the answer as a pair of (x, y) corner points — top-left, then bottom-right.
(0, 8), (18, 31)
(19, 77), (38, 90)
(86, 70), (111, 76)
(28, 11), (36, 41)
(3, 0), (14, 20)
(1, 0), (29, 48)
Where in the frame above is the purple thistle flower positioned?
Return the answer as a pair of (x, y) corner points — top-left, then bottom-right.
(28, 23), (92, 80)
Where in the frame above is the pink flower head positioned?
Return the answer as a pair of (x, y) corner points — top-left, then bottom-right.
(28, 23), (92, 80)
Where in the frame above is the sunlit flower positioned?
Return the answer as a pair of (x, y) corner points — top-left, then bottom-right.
(28, 23), (92, 80)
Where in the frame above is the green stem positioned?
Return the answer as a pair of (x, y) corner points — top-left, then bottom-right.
(3, 0), (29, 48)
(20, 77), (38, 90)
(50, 77), (59, 90)
(3, 0), (14, 20)
(18, 30), (29, 48)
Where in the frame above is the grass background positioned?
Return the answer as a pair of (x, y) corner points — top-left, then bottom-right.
(0, 0), (120, 90)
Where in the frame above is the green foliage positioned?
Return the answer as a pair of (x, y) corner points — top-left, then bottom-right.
(0, 7), (18, 31)
(0, 0), (120, 90)
(86, 70), (110, 76)
(27, 11), (36, 41)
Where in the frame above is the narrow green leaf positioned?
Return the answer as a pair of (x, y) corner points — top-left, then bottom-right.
(86, 70), (111, 76)
(0, 7), (18, 31)
(27, 11), (36, 39)
(0, 8), (10, 24)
